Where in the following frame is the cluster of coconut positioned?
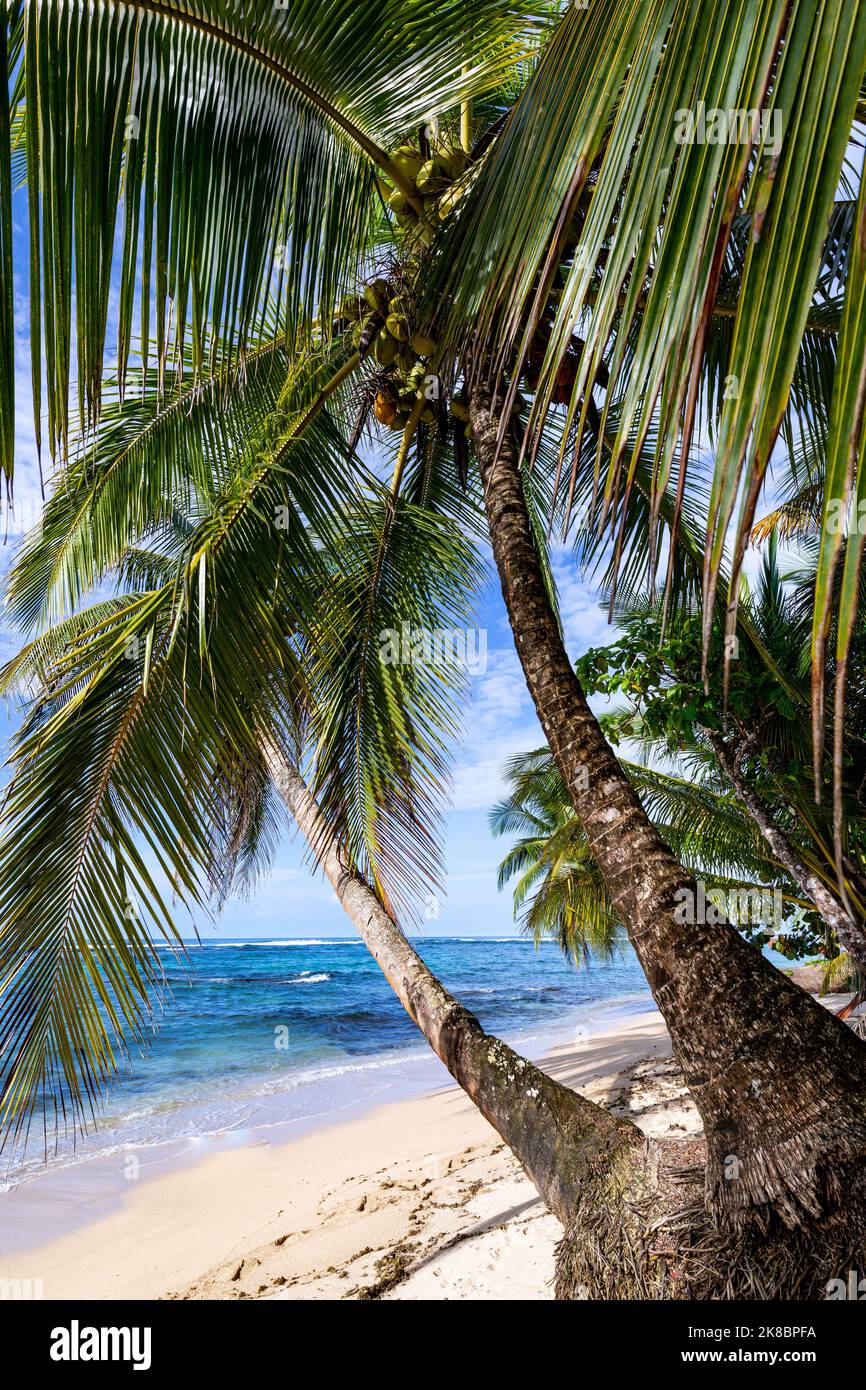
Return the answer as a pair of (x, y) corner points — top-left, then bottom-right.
(333, 138), (482, 436)
(339, 278), (441, 431)
(384, 141), (469, 229)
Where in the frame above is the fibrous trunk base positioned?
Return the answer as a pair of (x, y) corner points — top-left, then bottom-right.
(556, 1138), (866, 1300)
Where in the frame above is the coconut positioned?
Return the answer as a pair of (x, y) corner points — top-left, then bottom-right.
(396, 344), (416, 375)
(374, 332), (399, 367)
(409, 331), (437, 358)
(416, 158), (450, 195)
(385, 313), (410, 342)
(387, 190), (411, 217)
(374, 390), (398, 428)
(406, 362), (427, 389)
(390, 145), (423, 182)
(435, 145), (468, 180)
(364, 278), (391, 313)
(450, 395), (470, 423)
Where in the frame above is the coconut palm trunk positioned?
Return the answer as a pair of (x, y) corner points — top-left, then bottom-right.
(470, 386), (866, 1235)
(260, 739), (643, 1229)
(268, 740), (866, 1299)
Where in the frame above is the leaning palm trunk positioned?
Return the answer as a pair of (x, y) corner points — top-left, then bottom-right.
(261, 739), (642, 1227)
(267, 742), (866, 1299)
(470, 387), (866, 1237)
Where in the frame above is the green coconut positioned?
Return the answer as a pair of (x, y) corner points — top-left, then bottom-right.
(390, 145), (423, 182)
(374, 332), (399, 366)
(387, 190), (413, 220)
(435, 145), (468, 180)
(416, 157), (450, 195)
(364, 278), (391, 313)
(396, 344), (416, 375)
(409, 331), (437, 358)
(385, 313), (410, 342)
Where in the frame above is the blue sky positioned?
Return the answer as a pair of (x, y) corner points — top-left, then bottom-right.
(0, 181), (621, 941)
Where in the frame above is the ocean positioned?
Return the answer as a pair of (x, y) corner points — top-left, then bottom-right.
(4, 935), (652, 1189)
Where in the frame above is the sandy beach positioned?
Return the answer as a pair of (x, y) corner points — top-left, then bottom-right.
(0, 1008), (705, 1301)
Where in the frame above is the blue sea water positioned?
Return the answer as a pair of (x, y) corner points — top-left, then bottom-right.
(6, 936), (652, 1185)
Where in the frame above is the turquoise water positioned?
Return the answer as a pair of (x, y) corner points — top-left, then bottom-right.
(7, 936), (652, 1182)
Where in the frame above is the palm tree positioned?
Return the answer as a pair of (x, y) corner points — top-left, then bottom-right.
(3, 0), (866, 1285)
(573, 534), (866, 972)
(492, 747), (806, 963)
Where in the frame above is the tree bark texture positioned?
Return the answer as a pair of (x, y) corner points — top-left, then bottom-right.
(470, 386), (866, 1233)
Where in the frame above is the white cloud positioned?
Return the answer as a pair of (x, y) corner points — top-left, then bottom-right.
(450, 644), (541, 809)
(551, 552), (615, 659)
(452, 720), (543, 811)
(242, 864), (334, 916)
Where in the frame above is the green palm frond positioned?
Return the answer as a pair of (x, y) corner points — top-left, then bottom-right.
(622, 762), (786, 886)
(424, 0), (866, 756)
(7, 0), (544, 468)
(812, 171), (866, 849)
(307, 494), (478, 920)
(7, 334), (301, 631)
(818, 952), (855, 997)
(0, 1), (20, 483)
(0, 567), (297, 1144)
(0, 364), (360, 1140)
(522, 867), (620, 966)
(492, 742), (806, 964)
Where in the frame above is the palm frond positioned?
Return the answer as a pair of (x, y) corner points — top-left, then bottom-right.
(10, 0), (544, 468)
(425, 0), (866, 727)
(812, 171), (866, 865)
(307, 494), (478, 921)
(6, 334), (299, 630)
(0, 364), (359, 1142)
(0, 0), (21, 483)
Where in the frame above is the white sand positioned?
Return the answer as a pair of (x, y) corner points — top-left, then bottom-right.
(0, 1009), (702, 1301)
